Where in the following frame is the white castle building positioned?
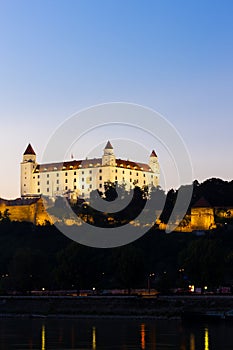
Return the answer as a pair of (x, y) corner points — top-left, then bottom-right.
(21, 141), (159, 199)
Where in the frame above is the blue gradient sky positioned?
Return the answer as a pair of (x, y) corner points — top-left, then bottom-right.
(0, 0), (233, 198)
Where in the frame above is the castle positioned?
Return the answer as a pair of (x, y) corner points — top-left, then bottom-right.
(0, 142), (232, 230)
(20, 141), (160, 199)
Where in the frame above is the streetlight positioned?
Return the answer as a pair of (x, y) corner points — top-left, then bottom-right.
(147, 273), (155, 294)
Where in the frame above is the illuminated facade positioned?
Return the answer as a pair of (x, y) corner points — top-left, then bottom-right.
(21, 141), (160, 199)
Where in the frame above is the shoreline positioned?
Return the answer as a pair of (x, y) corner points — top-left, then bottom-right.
(1, 295), (233, 320)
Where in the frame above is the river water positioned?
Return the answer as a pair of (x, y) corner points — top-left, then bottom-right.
(0, 318), (232, 349)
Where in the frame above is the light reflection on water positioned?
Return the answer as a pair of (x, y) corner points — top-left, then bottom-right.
(0, 318), (232, 350)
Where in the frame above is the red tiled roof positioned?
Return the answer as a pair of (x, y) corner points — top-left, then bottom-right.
(192, 197), (212, 208)
(24, 143), (36, 155)
(34, 158), (153, 173)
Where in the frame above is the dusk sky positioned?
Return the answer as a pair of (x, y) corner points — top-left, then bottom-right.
(0, 0), (233, 199)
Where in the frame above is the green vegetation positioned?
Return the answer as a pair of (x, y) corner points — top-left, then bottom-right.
(0, 221), (233, 294)
(0, 178), (233, 294)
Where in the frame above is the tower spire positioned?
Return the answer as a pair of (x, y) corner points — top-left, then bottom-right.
(105, 141), (113, 149)
(24, 143), (36, 155)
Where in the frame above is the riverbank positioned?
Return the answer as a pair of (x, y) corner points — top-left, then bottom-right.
(1, 295), (233, 319)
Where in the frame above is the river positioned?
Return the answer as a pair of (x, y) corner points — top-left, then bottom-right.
(0, 317), (232, 349)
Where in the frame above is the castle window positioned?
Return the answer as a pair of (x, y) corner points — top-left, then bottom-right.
(99, 169), (102, 173)
(82, 193), (84, 197)
(99, 176), (102, 180)
(47, 188), (49, 192)
(33, 176), (35, 179)
(130, 179), (132, 182)
(65, 179), (68, 183)
(57, 187), (59, 191)
(47, 180), (49, 185)
(99, 184), (102, 188)
(57, 180), (59, 184)
(25, 177), (27, 180)
(123, 177), (125, 181)
(74, 185), (77, 190)
(74, 178), (76, 182)
(82, 171), (84, 175)
(82, 185), (84, 189)
(115, 176), (117, 180)
(74, 171), (76, 175)
(65, 172), (68, 176)
(115, 169), (118, 173)
(57, 173), (59, 177)
(136, 172), (138, 176)
(82, 178), (84, 182)
(38, 175), (40, 179)
(24, 184), (26, 187)
(144, 180), (146, 184)
(65, 186), (68, 190)
(37, 189), (40, 193)
(89, 170), (92, 174)
(151, 175), (153, 178)
(47, 174), (49, 178)
(122, 170), (125, 174)
(38, 181), (40, 186)
(130, 171), (132, 175)
(143, 174), (145, 177)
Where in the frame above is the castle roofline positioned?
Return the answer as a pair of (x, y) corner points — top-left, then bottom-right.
(24, 143), (36, 155)
(34, 157), (154, 173)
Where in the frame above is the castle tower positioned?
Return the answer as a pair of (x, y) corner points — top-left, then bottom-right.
(102, 141), (116, 166)
(149, 150), (159, 173)
(21, 144), (37, 197)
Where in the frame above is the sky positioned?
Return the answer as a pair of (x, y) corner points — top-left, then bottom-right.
(0, 0), (233, 199)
